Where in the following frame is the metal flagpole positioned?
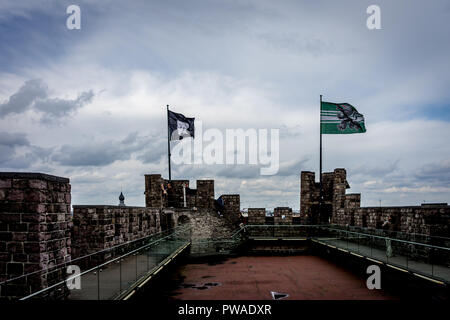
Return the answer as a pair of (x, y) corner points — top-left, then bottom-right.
(319, 94), (323, 223)
(167, 104), (172, 181)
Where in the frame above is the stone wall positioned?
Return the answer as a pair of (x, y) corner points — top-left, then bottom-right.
(145, 174), (214, 209)
(2, 168), (449, 298)
(274, 207), (293, 225)
(220, 194), (241, 224)
(170, 208), (240, 255)
(72, 175), (241, 259)
(300, 171), (318, 218)
(300, 169), (350, 224)
(299, 168), (450, 238)
(72, 201), (242, 258)
(0, 173), (71, 298)
(247, 208), (266, 225)
(353, 206), (450, 237)
(196, 180), (215, 208)
(71, 206), (163, 259)
(144, 174), (166, 208)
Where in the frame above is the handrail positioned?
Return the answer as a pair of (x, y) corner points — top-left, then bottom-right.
(20, 227), (190, 300)
(191, 224), (317, 244)
(242, 224), (450, 250)
(327, 224), (450, 241)
(1, 225), (190, 286)
(318, 226), (450, 251)
(5, 223), (449, 300)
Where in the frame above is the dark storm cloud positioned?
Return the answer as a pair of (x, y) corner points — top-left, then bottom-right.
(52, 132), (145, 166)
(0, 0), (449, 207)
(34, 90), (94, 123)
(0, 131), (30, 147)
(0, 132), (50, 169)
(51, 132), (166, 167)
(0, 79), (46, 116)
(0, 153), (36, 169)
(0, 79), (94, 122)
(352, 160), (400, 179)
(415, 160), (450, 185)
(0, 132), (30, 163)
(136, 142), (166, 164)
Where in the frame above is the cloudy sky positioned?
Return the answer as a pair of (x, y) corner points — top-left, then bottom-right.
(1, 0), (449, 209)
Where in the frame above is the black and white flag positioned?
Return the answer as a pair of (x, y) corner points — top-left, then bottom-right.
(168, 110), (195, 141)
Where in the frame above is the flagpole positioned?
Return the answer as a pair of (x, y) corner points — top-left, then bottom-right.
(319, 94), (323, 223)
(167, 104), (172, 181)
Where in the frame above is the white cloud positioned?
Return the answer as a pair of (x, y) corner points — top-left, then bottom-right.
(0, 0), (449, 209)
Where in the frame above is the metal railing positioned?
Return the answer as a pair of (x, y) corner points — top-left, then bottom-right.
(244, 224), (322, 239)
(0, 225), (191, 300)
(313, 226), (450, 284)
(241, 224), (450, 283)
(326, 224), (450, 246)
(2, 223), (449, 300)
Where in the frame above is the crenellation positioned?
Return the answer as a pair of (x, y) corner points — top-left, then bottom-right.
(144, 174), (216, 210)
(1, 168), (449, 299)
(0, 173), (71, 298)
(274, 207), (293, 225)
(220, 194), (240, 224)
(248, 208), (266, 225)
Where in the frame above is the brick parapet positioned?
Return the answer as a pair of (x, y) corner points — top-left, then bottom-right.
(72, 206), (163, 259)
(220, 194), (240, 224)
(0, 173), (71, 298)
(145, 174), (215, 209)
(274, 207), (293, 225)
(247, 208), (266, 225)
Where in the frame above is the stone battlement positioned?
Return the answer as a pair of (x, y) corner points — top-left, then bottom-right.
(144, 174), (214, 209)
(1, 168), (449, 299)
(0, 172), (72, 298)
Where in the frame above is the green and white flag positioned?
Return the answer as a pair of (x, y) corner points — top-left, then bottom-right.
(321, 101), (366, 134)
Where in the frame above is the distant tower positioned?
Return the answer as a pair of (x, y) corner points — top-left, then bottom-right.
(119, 192), (125, 206)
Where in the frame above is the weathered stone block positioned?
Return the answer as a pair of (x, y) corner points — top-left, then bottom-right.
(0, 179), (12, 188)
(7, 189), (24, 202)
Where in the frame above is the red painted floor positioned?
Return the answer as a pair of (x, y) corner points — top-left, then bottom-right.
(170, 255), (394, 300)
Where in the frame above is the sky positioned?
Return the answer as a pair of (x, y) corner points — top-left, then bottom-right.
(0, 0), (449, 209)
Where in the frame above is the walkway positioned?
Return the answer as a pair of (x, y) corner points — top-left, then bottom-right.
(314, 237), (450, 284)
(69, 240), (189, 300)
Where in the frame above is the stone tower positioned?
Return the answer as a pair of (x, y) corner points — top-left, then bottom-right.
(300, 168), (351, 224)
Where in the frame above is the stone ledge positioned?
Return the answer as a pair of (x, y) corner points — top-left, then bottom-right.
(0, 172), (69, 183)
(361, 205), (450, 209)
(72, 205), (146, 209)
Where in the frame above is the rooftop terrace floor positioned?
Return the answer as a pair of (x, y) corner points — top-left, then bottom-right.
(168, 255), (394, 300)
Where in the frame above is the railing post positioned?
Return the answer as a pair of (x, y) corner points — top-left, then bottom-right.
(346, 230), (349, 250)
(370, 236), (373, 257)
(26, 274), (31, 296)
(135, 253), (138, 281)
(431, 248), (434, 277)
(63, 262), (68, 299)
(357, 234), (360, 253)
(147, 247), (150, 271)
(97, 268), (100, 300)
(119, 259), (122, 293)
(4, 275), (8, 300)
(386, 238), (389, 263)
(406, 253), (408, 270)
